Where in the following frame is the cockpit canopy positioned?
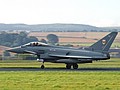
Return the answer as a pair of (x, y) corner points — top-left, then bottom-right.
(22, 42), (48, 47)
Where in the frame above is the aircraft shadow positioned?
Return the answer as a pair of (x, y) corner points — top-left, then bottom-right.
(0, 67), (120, 71)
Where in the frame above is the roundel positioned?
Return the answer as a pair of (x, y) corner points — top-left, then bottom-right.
(102, 39), (106, 45)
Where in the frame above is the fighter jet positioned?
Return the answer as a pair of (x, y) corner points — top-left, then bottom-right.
(7, 32), (118, 69)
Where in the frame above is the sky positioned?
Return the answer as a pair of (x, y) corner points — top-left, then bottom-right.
(0, 0), (120, 27)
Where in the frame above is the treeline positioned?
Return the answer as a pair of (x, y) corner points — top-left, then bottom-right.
(0, 32), (38, 47)
(0, 32), (60, 47)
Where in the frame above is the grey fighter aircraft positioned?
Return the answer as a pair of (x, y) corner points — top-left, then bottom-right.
(7, 32), (118, 69)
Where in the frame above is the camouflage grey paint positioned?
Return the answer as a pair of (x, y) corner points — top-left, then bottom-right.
(7, 32), (118, 64)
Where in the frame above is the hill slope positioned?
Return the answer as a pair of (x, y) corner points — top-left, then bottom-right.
(0, 23), (102, 32)
(0, 23), (119, 32)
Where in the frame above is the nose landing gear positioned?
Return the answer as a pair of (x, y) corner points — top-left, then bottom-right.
(41, 64), (45, 69)
(37, 58), (45, 69)
(40, 59), (45, 69)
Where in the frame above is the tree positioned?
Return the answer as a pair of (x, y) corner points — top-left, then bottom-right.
(47, 34), (59, 45)
(3, 51), (10, 56)
(12, 36), (38, 47)
(40, 39), (47, 44)
(19, 32), (27, 37)
(0, 31), (39, 47)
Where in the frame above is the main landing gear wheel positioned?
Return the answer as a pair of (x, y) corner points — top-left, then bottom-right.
(41, 65), (45, 69)
(73, 64), (78, 69)
(66, 64), (72, 69)
(66, 63), (78, 69)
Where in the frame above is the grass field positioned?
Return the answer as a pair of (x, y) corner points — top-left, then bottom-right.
(0, 58), (120, 90)
(0, 72), (120, 90)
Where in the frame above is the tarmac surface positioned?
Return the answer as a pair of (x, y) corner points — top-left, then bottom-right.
(0, 67), (120, 71)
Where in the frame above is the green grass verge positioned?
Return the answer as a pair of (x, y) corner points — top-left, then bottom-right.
(0, 72), (120, 90)
(0, 58), (120, 90)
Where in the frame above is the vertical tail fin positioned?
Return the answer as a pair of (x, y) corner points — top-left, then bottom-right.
(89, 32), (118, 52)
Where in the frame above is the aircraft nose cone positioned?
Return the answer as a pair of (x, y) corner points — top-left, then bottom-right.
(6, 49), (12, 52)
(6, 47), (22, 53)
(7, 48), (18, 53)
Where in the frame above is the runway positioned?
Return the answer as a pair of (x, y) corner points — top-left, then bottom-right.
(0, 67), (120, 71)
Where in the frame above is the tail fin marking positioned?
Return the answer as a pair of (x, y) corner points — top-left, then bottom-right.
(89, 32), (118, 52)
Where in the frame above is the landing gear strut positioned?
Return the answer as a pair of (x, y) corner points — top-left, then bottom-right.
(37, 58), (45, 69)
(37, 55), (45, 69)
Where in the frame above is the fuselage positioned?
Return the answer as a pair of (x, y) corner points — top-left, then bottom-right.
(8, 43), (110, 64)
(7, 32), (118, 69)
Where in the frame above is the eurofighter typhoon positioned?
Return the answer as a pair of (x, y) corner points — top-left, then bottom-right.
(7, 32), (118, 69)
